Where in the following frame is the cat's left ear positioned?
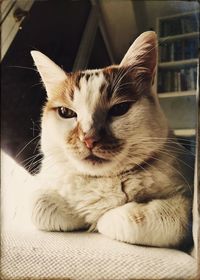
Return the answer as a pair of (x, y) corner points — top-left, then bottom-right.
(120, 31), (157, 79)
(31, 51), (66, 98)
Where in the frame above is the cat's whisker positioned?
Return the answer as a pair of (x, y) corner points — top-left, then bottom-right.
(131, 137), (196, 152)
(155, 143), (194, 156)
(21, 153), (42, 167)
(149, 155), (192, 194)
(8, 65), (38, 72)
(25, 150), (63, 174)
(155, 149), (194, 170)
(26, 150), (42, 173)
(26, 159), (42, 173)
(15, 139), (41, 172)
(33, 139), (41, 154)
(113, 67), (132, 95)
(141, 142), (195, 156)
(111, 65), (130, 95)
(21, 146), (62, 173)
(115, 81), (135, 91)
(15, 135), (41, 158)
(161, 147), (194, 156)
(30, 119), (41, 133)
(140, 139), (194, 150)
(137, 156), (192, 196)
(111, 71), (124, 95)
(129, 160), (151, 176)
(30, 82), (44, 88)
(134, 136), (196, 143)
(23, 152), (43, 168)
(30, 127), (40, 133)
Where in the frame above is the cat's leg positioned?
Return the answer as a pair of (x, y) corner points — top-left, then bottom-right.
(31, 189), (87, 231)
(97, 195), (191, 247)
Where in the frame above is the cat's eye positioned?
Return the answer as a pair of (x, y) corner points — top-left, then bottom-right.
(108, 102), (132, 117)
(57, 107), (77, 119)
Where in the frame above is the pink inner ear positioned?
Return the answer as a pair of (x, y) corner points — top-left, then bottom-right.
(120, 31), (157, 74)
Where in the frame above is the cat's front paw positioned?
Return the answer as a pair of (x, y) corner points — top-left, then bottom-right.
(97, 203), (145, 244)
(31, 189), (86, 232)
(97, 206), (129, 243)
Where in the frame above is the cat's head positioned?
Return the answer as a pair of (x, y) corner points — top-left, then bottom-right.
(31, 31), (169, 176)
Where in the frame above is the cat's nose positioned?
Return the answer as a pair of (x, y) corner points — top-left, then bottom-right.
(83, 136), (97, 149)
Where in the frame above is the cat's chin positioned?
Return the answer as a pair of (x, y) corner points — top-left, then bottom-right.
(68, 154), (115, 176)
(84, 154), (110, 165)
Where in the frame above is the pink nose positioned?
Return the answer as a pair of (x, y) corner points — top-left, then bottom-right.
(83, 136), (96, 149)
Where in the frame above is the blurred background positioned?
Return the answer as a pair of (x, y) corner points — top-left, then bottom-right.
(1, 0), (199, 174)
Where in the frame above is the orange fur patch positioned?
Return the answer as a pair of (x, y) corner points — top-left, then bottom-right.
(128, 208), (145, 224)
(67, 122), (83, 145)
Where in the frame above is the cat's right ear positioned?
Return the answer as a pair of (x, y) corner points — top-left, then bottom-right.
(120, 31), (157, 79)
(31, 51), (67, 98)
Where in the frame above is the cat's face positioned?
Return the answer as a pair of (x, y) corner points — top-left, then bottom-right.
(31, 31), (169, 176)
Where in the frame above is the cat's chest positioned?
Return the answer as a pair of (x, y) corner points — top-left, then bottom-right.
(47, 173), (129, 224)
(59, 174), (127, 218)
(55, 172), (156, 223)
(38, 167), (163, 224)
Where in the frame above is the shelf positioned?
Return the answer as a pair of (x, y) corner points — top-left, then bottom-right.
(159, 32), (199, 43)
(174, 129), (195, 137)
(157, 11), (198, 140)
(158, 90), (196, 98)
(158, 59), (198, 69)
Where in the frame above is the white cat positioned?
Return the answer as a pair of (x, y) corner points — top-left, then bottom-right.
(30, 31), (192, 248)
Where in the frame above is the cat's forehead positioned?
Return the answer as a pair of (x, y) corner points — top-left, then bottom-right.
(69, 66), (130, 102)
(65, 68), (106, 104)
(72, 67), (118, 91)
(70, 69), (108, 111)
(47, 66), (136, 108)
(46, 67), (117, 108)
(73, 69), (106, 90)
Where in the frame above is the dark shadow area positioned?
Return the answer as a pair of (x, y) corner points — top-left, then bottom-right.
(1, 0), (110, 173)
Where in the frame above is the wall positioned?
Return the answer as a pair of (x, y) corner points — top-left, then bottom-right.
(99, 0), (138, 63)
(100, 0), (199, 62)
(145, 0), (199, 30)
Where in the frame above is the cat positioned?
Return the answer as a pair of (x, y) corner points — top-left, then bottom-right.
(30, 31), (192, 248)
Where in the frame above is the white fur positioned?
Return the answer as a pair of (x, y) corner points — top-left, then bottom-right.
(97, 195), (190, 247)
(29, 32), (192, 248)
(73, 72), (105, 134)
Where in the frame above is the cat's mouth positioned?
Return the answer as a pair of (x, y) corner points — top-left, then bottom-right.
(84, 154), (109, 164)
